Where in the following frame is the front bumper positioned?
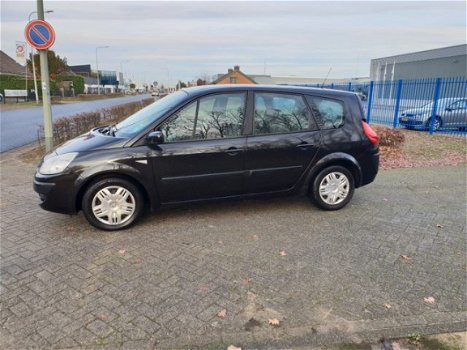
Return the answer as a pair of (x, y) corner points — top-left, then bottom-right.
(399, 116), (425, 127)
(33, 172), (78, 215)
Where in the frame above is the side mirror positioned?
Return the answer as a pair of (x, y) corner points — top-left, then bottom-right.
(146, 131), (164, 145)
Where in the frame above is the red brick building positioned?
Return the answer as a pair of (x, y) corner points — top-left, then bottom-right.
(213, 65), (256, 84)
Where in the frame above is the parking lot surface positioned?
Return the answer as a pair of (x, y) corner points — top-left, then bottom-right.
(0, 148), (466, 349)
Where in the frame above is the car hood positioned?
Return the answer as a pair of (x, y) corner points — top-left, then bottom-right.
(402, 107), (431, 115)
(55, 128), (129, 155)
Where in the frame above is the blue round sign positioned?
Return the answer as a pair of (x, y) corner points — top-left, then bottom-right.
(25, 20), (55, 50)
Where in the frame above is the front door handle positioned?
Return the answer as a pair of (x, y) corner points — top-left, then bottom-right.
(296, 143), (314, 149)
(225, 147), (242, 156)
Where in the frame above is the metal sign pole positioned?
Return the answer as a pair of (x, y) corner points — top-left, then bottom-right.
(37, 0), (53, 152)
(31, 47), (39, 103)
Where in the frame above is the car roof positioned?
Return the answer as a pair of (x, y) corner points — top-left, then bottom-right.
(181, 84), (357, 98)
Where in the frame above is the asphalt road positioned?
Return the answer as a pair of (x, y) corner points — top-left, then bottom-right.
(0, 94), (153, 153)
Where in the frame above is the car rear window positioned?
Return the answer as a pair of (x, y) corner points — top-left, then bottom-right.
(307, 96), (345, 129)
(254, 93), (316, 135)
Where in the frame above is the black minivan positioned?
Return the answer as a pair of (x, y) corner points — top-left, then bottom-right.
(34, 85), (379, 230)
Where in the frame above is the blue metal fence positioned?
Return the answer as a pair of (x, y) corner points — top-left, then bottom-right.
(295, 76), (467, 136)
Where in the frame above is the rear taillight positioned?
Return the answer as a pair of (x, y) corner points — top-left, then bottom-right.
(362, 121), (379, 145)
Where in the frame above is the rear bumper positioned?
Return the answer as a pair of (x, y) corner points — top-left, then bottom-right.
(358, 146), (379, 187)
(33, 173), (78, 215)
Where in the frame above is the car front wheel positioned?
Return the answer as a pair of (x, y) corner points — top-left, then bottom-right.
(82, 178), (143, 231)
(426, 116), (442, 131)
(311, 166), (355, 210)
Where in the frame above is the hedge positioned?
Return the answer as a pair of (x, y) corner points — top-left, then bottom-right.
(55, 75), (85, 95)
(0, 75), (34, 91)
(0, 74), (84, 96)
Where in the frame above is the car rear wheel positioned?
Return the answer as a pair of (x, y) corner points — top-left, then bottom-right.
(82, 178), (143, 231)
(311, 166), (355, 210)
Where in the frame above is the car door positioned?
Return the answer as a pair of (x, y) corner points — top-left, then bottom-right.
(244, 92), (321, 194)
(443, 99), (467, 127)
(148, 92), (247, 203)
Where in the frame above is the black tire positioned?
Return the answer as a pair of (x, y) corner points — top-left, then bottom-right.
(82, 178), (144, 231)
(426, 116), (442, 131)
(311, 165), (355, 211)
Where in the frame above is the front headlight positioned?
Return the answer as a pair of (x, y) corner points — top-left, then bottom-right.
(39, 152), (78, 175)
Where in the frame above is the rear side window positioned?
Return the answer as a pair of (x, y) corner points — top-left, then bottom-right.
(254, 93), (315, 135)
(308, 97), (345, 129)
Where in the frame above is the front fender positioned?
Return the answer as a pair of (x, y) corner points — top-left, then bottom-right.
(73, 161), (155, 210)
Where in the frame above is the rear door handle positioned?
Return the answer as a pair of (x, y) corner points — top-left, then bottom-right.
(225, 147), (242, 156)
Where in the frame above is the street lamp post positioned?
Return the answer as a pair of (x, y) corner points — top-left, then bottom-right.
(28, 10), (53, 104)
(95, 46), (109, 95)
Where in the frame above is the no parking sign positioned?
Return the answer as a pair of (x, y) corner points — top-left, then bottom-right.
(24, 19), (55, 50)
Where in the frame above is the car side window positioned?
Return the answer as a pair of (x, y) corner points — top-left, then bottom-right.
(159, 93), (246, 142)
(450, 100), (467, 110)
(196, 93), (245, 139)
(253, 93), (313, 135)
(308, 97), (345, 129)
(160, 101), (198, 142)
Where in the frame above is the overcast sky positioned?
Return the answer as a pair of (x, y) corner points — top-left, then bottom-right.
(1, 1), (466, 86)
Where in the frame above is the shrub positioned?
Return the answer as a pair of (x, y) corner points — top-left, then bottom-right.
(372, 125), (405, 148)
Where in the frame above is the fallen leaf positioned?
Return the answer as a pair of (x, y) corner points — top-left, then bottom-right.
(400, 255), (413, 263)
(383, 198), (388, 201)
(436, 224), (444, 228)
(227, 345), (241, 350)
(424, 296), (436, 304)
(208, 224), (215, 228)
(198, 284), (210, 294)
(99, 313), (108, 321)
(241, 278), (252, 285)
(217, 309), (227, 318)
(383, 303), (392, 309)
(251, 234), (259, 241)
(118, 249), (125, 255)
(279, 250), (287, 257)
(268, 318), (280, 327)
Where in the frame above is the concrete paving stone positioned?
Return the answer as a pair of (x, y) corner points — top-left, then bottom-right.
(1, 150), (466, 349)
(37, 323), (68, 344)
(86, 319), (115, 338)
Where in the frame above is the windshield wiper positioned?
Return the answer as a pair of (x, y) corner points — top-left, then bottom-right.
(110, 124), (118, 136)
(99, 124), (118, 136)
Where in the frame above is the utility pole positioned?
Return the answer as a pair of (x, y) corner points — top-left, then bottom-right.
(37, 0), (53, 152)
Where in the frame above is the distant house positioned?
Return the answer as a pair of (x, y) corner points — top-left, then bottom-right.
(213, 65), (256, 84)
(0, 50), (29, 77)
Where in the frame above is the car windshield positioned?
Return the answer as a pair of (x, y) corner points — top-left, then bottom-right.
(113, 91), (188, 138)
(421, 99), (456, 109)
